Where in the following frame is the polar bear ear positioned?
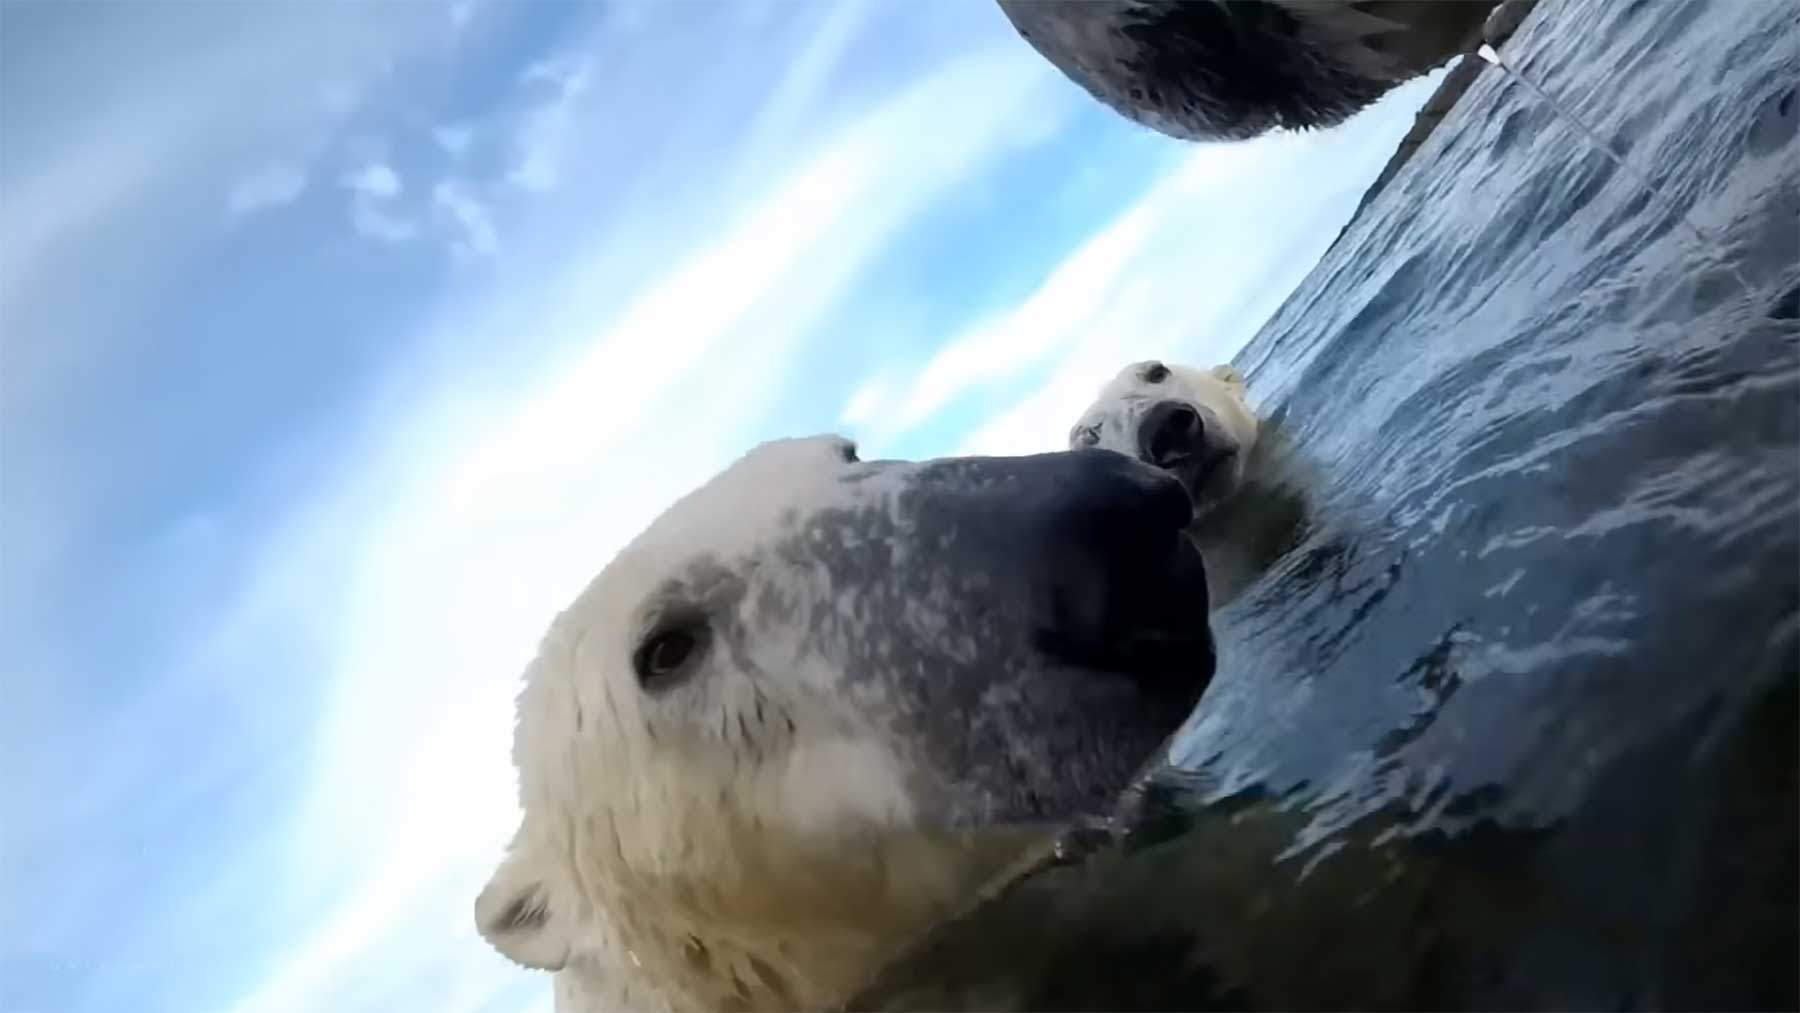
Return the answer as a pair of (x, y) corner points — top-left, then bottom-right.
(1210, 363), (1247, 389)
(475, 830), (572, 971)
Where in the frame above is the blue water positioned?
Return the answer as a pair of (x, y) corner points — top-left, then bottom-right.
(857, 0), (1798, 1006)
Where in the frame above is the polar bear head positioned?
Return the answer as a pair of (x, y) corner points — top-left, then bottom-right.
(475, 436), (1216, 1011)
(1069, 360), (1260, 522)
(994, 0), (1487, 142)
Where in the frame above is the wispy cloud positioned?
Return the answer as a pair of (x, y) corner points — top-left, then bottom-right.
(432, 180), (498, 258)
(343, 162), (402, 199)
(449, 1), (477, 35)
(0, 1), (444, 430)
(350, 201), (419, 243)
(946, 73), (1449, 460)
(226, 162), (308, 219)
(317, 81), (362, 118)
(832, 70), (1449, 465)
(837, 370), (896, 428)
(433, 123), (475, 159)
(506, 59), (592, 192)
(881, 183), (1162, 434)
(340, 162), (418, 241)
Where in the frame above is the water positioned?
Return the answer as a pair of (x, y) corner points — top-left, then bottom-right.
(853, 0), (1798, 1007)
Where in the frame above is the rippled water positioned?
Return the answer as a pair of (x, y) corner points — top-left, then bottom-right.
(855, 0), (1798, 1007)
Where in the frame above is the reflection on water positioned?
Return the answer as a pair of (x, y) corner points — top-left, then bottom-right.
(855, 0), (1798, 1006)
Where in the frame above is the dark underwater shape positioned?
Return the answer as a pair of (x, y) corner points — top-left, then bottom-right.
(854, 0), (1800, 1007)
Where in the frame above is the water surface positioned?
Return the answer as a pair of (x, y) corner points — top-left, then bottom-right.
(855, 0), (1799, 1006)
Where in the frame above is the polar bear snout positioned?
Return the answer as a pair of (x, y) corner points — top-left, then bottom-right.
(1052, 445), (1198, 535)
(1139, 400), (1205, 467)
(1028, 450), (1214, 694)
(889, 447), (1212, 689)
(882, 449), (1216, 826)
(1132, 398), (1243, 515)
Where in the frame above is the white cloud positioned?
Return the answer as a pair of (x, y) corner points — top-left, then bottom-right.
(837, 370), (895, 429)
(338, 162), (416, 242)
(519, 59), (572, 87)
(433, 123), (475, 159)
(317, 81), (362, 117)
(449, 1), (476, 33)
(0, 19), (468, 614)
(349, 200), (419, 243)
(226, 162), (308, 219)
(953, 278), (1174, 458)
(2, 139), (166, 310)
(432, 180), (498, 258)
(342, 163), (413, 241)
(506, 60), (592, 192)
(885, 202), (1156, 432)
(729, 1), (875, 180)
(342, 162), (402, 199)
(864, 140), (1277, 450)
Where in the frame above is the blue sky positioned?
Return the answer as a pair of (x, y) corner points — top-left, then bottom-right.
(0, 3), (1442, 1011)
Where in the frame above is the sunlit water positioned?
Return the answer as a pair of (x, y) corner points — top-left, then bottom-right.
(856, 0), (1798, 1007)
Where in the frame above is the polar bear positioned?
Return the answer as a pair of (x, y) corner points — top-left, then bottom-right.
(995, 0), (1493, 142)
(1069, 359), (1308, 608)
(474, 436), (1218, 1012)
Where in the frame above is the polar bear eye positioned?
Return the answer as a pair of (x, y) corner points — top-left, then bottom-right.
(1071, 425), (1100, 448)
(1140, 362), (1170, 384)
(634, 622), (709, 692)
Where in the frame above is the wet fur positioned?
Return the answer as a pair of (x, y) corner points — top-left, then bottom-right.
(1185, 411), (1312, 607)
(997, 0), (1491, 141)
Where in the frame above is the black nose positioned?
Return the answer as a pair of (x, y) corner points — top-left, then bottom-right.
(1052, 447), (1196, 542)
(1030, 451), (1212, 689)
(899, 449), (1196, 591)
(1139, 401), (1203, 467)
(893, 450), (1213, 692)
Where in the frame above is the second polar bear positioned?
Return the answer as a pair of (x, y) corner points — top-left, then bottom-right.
(1070, 359), (1308, 608)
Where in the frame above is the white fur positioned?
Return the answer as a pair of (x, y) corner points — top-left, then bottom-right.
(1072, 360), (1305, 608)
(1069, 360), (1261, 513)
(475, 437), (1053, 1012)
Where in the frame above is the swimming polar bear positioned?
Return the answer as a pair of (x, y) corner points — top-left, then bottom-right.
(996, 0), (1493, 141)
(1070, 359), (1308, 608)
(475, 436), (1218, 1012)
